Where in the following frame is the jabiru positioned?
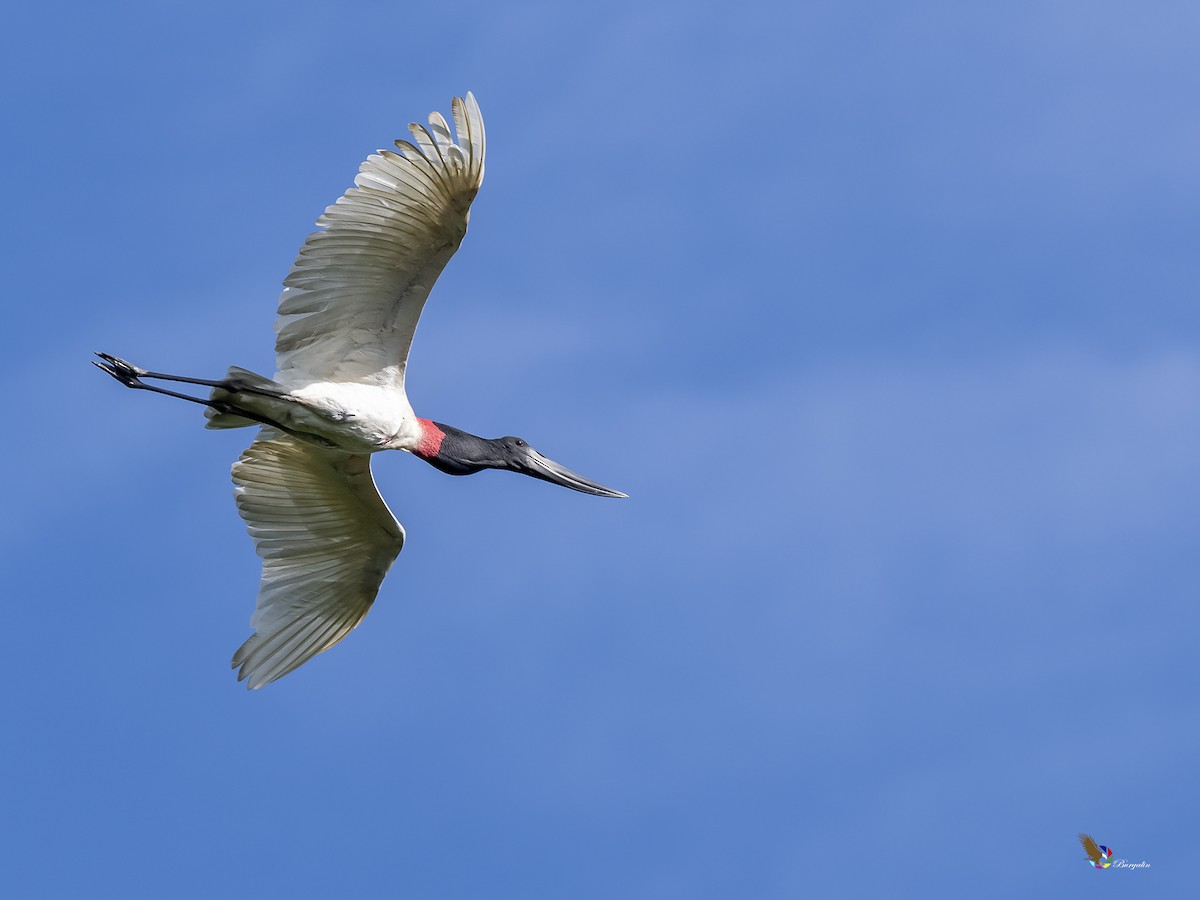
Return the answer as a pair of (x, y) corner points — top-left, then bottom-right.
(95, 93), (625, 689)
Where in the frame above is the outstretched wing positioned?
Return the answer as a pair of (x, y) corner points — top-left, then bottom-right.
(230, 431), (405, 689)
(274, 92), (486, 388)
(1078, 833), (1102, 863)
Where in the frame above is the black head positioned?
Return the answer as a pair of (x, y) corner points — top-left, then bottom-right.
(415, 422), (627, 498)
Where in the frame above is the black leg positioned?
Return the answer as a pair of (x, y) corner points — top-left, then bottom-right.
(92, 353), (285, 399)
(93, 352), (334, 446)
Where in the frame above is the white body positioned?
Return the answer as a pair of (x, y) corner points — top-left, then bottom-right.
(219, 379), (423, 453)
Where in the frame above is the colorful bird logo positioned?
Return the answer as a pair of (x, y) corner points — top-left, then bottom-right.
(1079, 833), (1113, 868)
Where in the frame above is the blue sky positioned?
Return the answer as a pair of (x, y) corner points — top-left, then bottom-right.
(4, 1), (1196, 895)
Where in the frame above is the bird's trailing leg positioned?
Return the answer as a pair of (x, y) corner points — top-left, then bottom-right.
(92, 352), (284, 429)
(92, 352), (285, 399)
(93, 352), (339, 447)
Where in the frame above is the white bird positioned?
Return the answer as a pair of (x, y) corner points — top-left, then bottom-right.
(95, 93), (625, 689)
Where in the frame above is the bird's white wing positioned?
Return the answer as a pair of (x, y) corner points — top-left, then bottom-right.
(230, 430), (405, 689)
(274, 92), (486, 388)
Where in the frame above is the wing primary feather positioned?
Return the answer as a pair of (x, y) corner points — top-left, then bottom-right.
(464, 91), (485, 182)
(406, 122), (455, 194)
(451, 96), (470, 166)
(427, 111), (454, 155)
(249, 614), (339, 689)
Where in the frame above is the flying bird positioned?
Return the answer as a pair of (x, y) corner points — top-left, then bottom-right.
(95, 93), (625, 689)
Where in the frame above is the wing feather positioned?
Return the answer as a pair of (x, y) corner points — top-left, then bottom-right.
(428, 110), (454, 152)
(230, 431), (405, 689)
(275, 93), (485, 388)
(407, 121), (440, 159)
(459, 93), (485, 184)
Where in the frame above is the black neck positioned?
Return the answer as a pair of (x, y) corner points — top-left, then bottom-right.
(421, 422), (504, 476)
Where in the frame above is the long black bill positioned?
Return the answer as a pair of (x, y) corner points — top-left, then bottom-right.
(522, 450), (628, 498)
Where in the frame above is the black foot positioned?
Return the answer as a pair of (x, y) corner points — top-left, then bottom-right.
(93, 352), (148, 388)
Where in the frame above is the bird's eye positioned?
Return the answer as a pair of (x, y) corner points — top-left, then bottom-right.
(515, 439), (525, 447)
